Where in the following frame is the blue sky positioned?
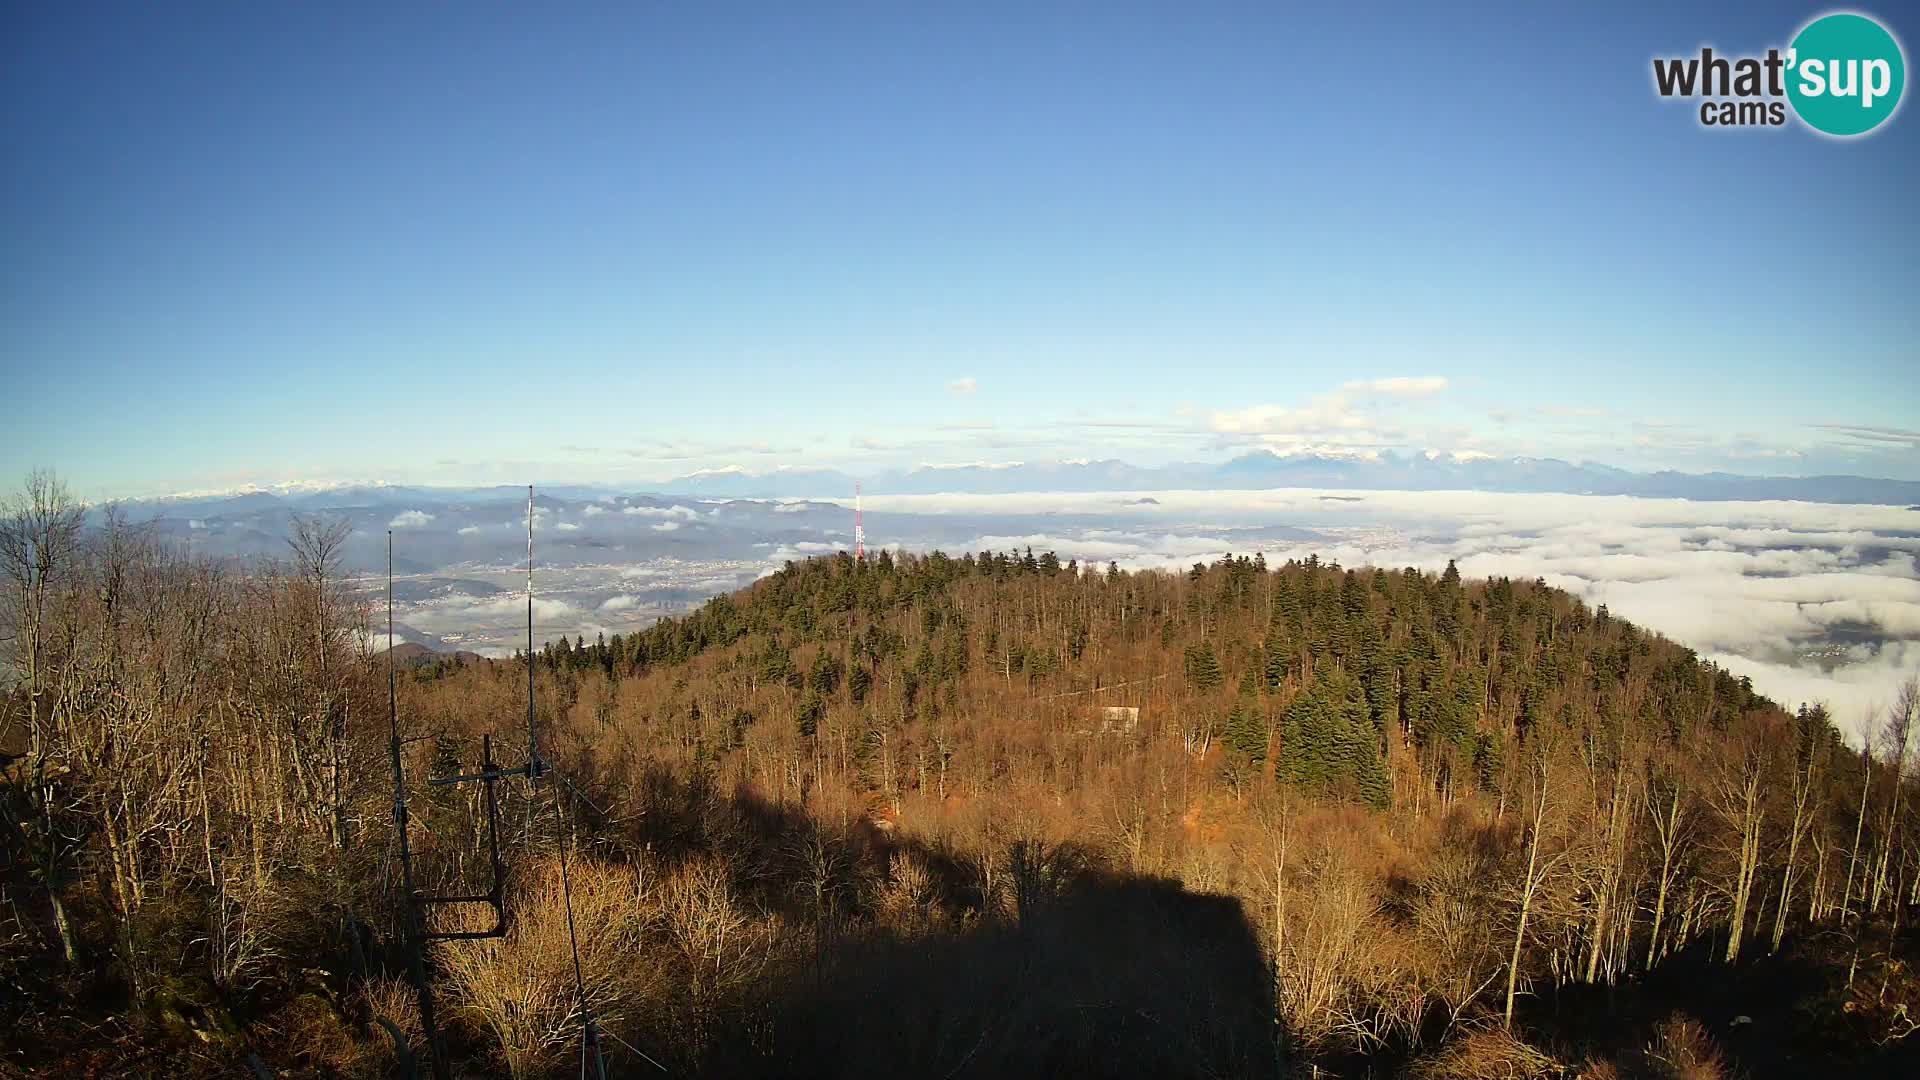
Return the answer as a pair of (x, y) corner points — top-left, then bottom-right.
(3, 1), (1916, 498)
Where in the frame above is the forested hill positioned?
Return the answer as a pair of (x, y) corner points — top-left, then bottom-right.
(534, 549), (1789, 814)
(11, 518), (1917, 1079)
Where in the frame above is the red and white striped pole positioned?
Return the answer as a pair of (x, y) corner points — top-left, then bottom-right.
(854, 481), (865, 560)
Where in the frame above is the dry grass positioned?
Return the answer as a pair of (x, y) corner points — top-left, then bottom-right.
(353, 975), (422, 1071)
(876, 849), (941, 930)
(437, 856), (653, 1079)
(1648, 1012), (1730, 1080)
(258, 992), (363, 1077)
(1411, 1024), (1567, 1079)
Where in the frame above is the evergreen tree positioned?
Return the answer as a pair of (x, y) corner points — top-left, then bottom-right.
(1225, 699), (1267, 763)
(1279, 682), (1337, 789)
(1184, 642), (1223, 693)
(809, 649), (843, 697)
(1345, 722), (1392, 810)
(1435, 560), (1463, 642)
(796, 691), (824, 738)
(1264, 642), (1290, 690)
(758, 641), (793, 687)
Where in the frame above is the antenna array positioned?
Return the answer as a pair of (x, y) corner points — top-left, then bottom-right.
(384, 485), (619, 1080)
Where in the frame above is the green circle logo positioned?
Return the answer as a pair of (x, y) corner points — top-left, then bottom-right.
(1787, 12), (1906, 136)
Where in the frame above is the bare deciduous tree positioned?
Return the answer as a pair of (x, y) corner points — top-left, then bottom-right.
(0, 468), (86, 964)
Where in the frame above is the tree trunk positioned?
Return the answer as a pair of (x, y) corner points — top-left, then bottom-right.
(1647, 784), (1683, 970)
(1585, 765), (1629, 983)
(1724, 771), (1762, 965)
(1505, 771), (1553, 1029)
(1843, 755), (1871, 921)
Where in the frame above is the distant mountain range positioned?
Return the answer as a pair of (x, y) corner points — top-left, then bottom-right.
(653, 452), (1920, 505)
(127, 454), (1920, 510)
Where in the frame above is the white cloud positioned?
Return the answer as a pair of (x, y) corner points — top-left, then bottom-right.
(457, 525), (481, 535)
(400, 593), (582, 638)
(1343, 375), (1449, 398)
(623, 504), (700, 521)
(1210, 397), (1372, 437)
(582, 504), (606, 516)
(600, 595), (642, 612)
(1707, 642), (1920, 739)
(389, 510), (434, 528)
(768, 541), (847, 560)
(947, 376), (978, 396)
(1204, 376), (1511, 461)
(557, 521), (580, 531)
(917, 460), (1026, 470)
(652, 521), (682, 532)
(1809, 423), (1920, 449)
(1206, 377), (1447, 450)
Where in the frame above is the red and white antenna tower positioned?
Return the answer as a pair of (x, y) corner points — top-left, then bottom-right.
(854, 481), (866, 560)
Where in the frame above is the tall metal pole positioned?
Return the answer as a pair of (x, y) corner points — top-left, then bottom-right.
(389, 532), (451, 1080)
(527, 484), (541, 778)
(521, 488), (604, 1078)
